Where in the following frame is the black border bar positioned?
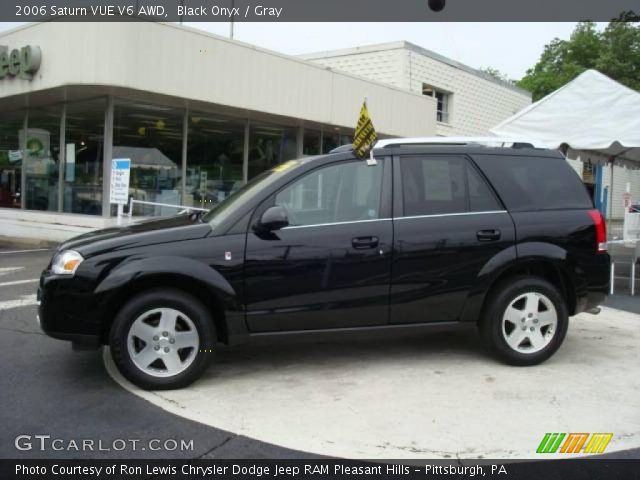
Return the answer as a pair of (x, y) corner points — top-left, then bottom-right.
(2, 459), (640, 480)
(2, 0), (640, 22)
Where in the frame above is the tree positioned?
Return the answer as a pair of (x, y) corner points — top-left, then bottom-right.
(518, 22), (603, 100)
(480, 67), (514, 84)
(596, 12), (640, 92)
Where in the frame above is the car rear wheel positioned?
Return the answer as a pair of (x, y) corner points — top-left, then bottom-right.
(480, 276), (569, 366)
(109, 289), (215, 390)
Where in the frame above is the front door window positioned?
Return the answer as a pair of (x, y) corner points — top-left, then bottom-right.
(275, 160), (383, 227)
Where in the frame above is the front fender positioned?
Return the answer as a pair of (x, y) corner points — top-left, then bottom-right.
(95, 255), (237, 307)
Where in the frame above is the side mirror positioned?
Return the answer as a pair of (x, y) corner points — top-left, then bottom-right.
(256, 205), (289, 231)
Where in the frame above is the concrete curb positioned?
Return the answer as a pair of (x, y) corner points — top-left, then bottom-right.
(0, 236), (60, 250)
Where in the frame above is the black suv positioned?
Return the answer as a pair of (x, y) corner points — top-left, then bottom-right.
(38, 139), (610, 389)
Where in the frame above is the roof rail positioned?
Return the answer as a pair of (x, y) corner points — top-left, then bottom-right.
(329, 144), (355, 154)
(374, 137), (545, 149)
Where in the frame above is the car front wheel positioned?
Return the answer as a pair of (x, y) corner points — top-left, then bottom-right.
(480, 276), (569, 366)
(109, 288), (215, 390)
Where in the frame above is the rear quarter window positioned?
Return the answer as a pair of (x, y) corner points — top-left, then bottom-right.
(472, 154), (593, 212)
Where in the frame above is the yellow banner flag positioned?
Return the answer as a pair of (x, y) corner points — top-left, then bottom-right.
(353, 100), (378, 159)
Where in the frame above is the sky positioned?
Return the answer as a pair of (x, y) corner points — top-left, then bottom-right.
(0, 22), (606, 80)
(185, 22), (607, 79)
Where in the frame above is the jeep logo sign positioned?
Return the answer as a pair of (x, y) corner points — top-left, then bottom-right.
(0, 45), (41, 81)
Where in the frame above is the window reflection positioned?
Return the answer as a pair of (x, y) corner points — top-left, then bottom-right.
(248, 123), (297, 179)
(340, 133), (354, 146)
(322, 130), (340, 154)
(303, 129), (321, 156)
(114, 103), (183, 216)
(321, 129), (354, 153)
(275, 160), (383, 226)
(0, 111), (25, 209)
(63, 99), (105, 215)
(24, 106), (61, 212)
(186, 113), (244, 208)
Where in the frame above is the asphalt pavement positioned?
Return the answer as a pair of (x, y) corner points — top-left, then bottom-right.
(0, 248), (309, 459)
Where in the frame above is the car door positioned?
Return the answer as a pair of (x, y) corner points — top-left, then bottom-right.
(244, 157), (393, 332)
(390, 154), (515, 324)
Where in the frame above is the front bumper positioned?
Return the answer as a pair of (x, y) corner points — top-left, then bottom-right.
(38, 271), (103, 349)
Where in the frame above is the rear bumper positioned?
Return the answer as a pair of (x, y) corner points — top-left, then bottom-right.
(582, 290), (607, 312)
(574, 253), (610, 315)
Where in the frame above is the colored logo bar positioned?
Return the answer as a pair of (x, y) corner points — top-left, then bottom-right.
(537, 433), (613, 454)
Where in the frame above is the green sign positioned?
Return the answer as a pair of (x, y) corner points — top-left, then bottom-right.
(0, 45), (41, 80)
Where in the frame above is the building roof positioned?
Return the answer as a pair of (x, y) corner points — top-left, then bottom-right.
(0, 22), (429, 102)
(0, 22), (435, 137)
(300, 40), (530, 96)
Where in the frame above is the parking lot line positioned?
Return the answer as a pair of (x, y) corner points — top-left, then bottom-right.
(0, 279), (39, 287)
(0, 248), (51, 255)
(0, 267), (24, 277)
(0, 294), (38, 311)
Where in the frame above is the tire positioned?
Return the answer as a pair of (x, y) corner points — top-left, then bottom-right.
(109, 288), (216, 390)
(479, 276), (569, 366)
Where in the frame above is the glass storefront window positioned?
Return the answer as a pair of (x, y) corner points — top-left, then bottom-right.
(0, 100), (365, 218)
(321, 128), (354, 154)
(248, 122), (297, 179)
(303, 129), (321, 156)
(114, 103), (183, 216)
(185, 112), (245, 209)
(322, 130), (340, 154)
(0, 110), (25, 209)
(340, 133), (354, 146)
(63, 99), (105, 215)
(24, 106), (61, 211)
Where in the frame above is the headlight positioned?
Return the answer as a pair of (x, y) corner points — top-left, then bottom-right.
(51, 250), (84, 275)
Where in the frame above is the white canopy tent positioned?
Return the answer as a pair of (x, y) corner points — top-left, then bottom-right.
(491, 69), (640, 228)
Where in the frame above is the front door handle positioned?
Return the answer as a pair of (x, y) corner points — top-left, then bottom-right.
(352, 236), (379, 249)
(477, 229), (501, 242)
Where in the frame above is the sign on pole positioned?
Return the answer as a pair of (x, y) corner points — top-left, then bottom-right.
(353, 99), (378, 160)
(110, 158), (131, 225)
(110, 158), (131, 205)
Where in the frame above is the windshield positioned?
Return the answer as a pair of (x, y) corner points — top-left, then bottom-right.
(202, 159), (305, 228)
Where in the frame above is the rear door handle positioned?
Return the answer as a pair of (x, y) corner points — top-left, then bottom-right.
(352, 236), (379, 249)
(476, 229), (501, 242)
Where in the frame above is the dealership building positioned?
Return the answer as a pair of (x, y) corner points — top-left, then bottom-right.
(302, 41), (532, 137)
(0, 21), (530, 241)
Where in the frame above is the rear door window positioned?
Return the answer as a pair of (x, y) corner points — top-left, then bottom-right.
(472, 154), (593, 212)
(400, 156), (501, 216)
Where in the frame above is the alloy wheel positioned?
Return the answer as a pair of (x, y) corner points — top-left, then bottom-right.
(127, 308), (200, 377)
(501, 292), (558, 354)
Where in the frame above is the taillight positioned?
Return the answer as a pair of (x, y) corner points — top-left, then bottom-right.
(588, 209), (607, 253)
